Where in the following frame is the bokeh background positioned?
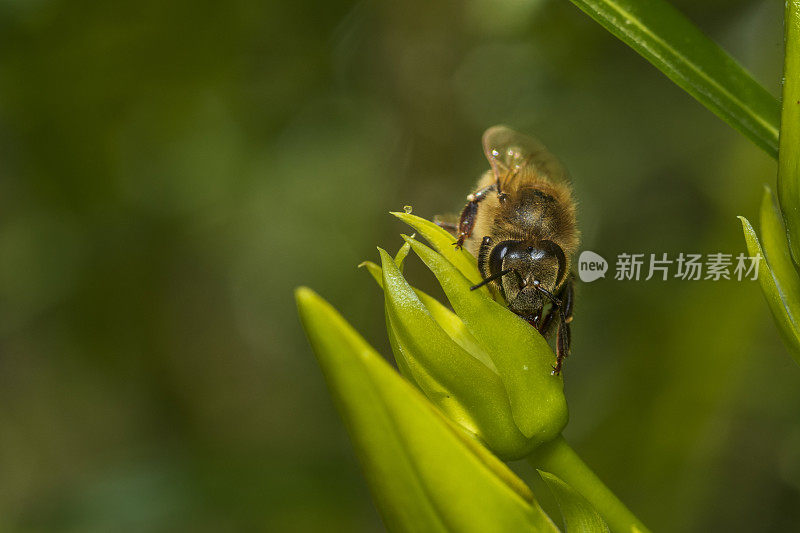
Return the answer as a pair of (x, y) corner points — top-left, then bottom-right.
(1, 0), (799, 531)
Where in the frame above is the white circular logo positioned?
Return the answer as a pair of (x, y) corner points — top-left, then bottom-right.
(578, 251), (608, 282)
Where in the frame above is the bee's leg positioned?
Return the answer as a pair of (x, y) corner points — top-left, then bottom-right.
(455, 184), (496, 248)
(553, 277), (574, 374)
(538, 304), (558, 337)
(554, 320), (570, 375)
(561, 275), (575, 326)
(538, 275), (573, 337)
(533, 276), (574, 375)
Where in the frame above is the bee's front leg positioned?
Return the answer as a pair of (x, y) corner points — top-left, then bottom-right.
(454, 184), (496, 248)
(561, 275), (574, 325)
(553, 276), (574, 375)
(538, 303), (558, 337)
(537, 274), (573, 337)
(554, 318), (571, 375)
(532, 276), (574, 375)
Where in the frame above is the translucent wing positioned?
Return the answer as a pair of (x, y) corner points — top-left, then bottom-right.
(482, 125), (569, 187)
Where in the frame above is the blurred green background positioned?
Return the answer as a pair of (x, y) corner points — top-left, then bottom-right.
(1, 0), (798, 531)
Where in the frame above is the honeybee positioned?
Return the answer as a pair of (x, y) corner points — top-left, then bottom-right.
(438, 126), (579, 374)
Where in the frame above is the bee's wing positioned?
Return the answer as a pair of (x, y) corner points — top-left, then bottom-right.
(482, 125), (569, 187)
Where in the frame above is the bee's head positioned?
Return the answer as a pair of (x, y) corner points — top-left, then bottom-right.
(479, 238), (566, 317)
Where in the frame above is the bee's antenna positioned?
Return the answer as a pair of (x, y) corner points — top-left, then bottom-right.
(470, 269), (512, 291)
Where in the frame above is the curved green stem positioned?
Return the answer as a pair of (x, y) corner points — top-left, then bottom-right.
(528, 436), (650, 533)
(778, 0), (800, 264)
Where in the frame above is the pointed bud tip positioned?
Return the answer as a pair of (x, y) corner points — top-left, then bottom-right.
(391, 211), (424, 222)
(738, 215), (756, 236)
(295, 286), (327, 326)
(294, 286), (317, 305)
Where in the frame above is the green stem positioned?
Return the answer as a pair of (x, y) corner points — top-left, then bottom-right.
(528, 436), (650, 533)
(778, 0), (800, 264)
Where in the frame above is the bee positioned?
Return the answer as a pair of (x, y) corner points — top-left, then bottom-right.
(438, 126), (579, 374)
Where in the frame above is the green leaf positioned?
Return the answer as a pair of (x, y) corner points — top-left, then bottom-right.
(778, 0), (800, 262)
(568, 0), (780, 158)
(394, 240), (412, 270)
(539, 471), (610, 533)
(739, 187), (800, 365)
(295, 287), (559, 533)
(403, 235), (568, 443)
(359, 260), (385, 286)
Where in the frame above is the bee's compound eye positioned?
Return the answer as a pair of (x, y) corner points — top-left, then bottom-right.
(488, 240), (520, 277)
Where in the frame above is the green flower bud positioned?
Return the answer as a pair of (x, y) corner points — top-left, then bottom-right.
(362, 213), (568, 459)
(300, 212), (646, 532)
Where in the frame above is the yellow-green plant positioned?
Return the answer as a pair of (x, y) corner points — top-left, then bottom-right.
(296, 214), (639, 531)
(740, 0), (800, 365)
(297, 1), (800, 531)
